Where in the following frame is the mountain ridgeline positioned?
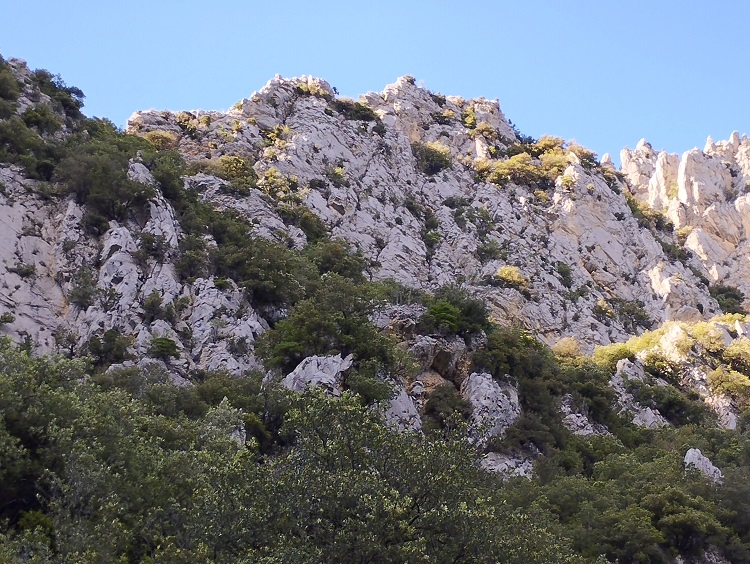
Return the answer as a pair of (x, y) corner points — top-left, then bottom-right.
(1, 54), (750, 562)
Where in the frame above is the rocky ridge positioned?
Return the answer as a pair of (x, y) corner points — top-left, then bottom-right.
(1, 59), (749, 469)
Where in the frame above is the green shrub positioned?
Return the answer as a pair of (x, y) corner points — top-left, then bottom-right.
(304, 238), (367, 281)
(422, 229), (441, 255)
(136, 232), (169, 264)
(257, 274), (403, 377)
(710, 284), (746, 315)
(592, 343), (633, 370)
(485, 152), (544, 186)
(476, 240), (503, 262)
(556, 261), (574, 288)
(330, 99), (378, 121)
(461, 107), (477, 129)
(141, 290), (164, 322)
(611, 298), (653, 332)
(723, 337), (750, 375)
(412, 141), (452, 175)
(629, 381), (709, 425)
(21, 104), (60, 134)
(422, 384), (472, 432)
(8, 262), (36, 278)
(54, 119), (156, 222)
(258, 167), (299, 201)
(324, 165), (348, 187)
(0, 62), (21, 103)
(473, 326), (555, 382)
(67, 269), (98, 309)
(0, 312), (14, 325)
(708, 367), (750, 408)
(433, 109), (455, 125)
(208, 155), (257, 193)
(418, 285), (490, 339)
(148, 336), (180, 360)
(568, 143), (598, 168)
(88, 329), (132, 367)
(277, 204), (328, 243)
(31, 68), (84, 120)
(0, 116), (66, 180)
(345, 362), (394, 405)
(175, 234), (210, 281)
(420, 300), (461, 334)
(143, 130), (179, 150)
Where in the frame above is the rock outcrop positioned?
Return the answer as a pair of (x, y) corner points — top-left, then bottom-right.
(622, 132), (750, 307)
(1, 58), (749, 444)
(281, 353), (354, 395)
(461, 372), (520, 442)
(684, 448), (723, 483)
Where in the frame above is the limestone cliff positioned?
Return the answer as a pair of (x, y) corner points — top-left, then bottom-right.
(1, 58), (748, 441)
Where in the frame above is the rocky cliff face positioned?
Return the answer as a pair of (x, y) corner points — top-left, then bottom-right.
(1, 59), (748, 444)
(623, 133), (750, 303)
(126, 73), (729, 356)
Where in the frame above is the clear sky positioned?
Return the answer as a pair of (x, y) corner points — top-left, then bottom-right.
(2, 1), (748, 165)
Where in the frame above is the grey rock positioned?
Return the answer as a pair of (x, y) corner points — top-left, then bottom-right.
(461, 372), (520, 442)
(282, 353), (354, 395)
(684, 448), (723, 483)
(384, 387), (422, 431)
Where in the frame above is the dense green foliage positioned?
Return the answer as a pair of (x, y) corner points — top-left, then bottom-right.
(711, 284), (747, 315)
(418, 284), (492, 340)
(470, 327), (750, 562)
(0, 340), (583, 563)
(330, 98), (379, 121)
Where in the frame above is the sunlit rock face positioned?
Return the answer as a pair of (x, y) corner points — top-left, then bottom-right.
(623, 131), (750, 308)
(1, 60), (743, 380)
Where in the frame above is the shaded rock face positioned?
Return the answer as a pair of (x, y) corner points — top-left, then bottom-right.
(460, 372), (520, 443)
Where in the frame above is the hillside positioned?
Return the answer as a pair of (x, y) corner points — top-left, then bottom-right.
(1, 54), (750, 563)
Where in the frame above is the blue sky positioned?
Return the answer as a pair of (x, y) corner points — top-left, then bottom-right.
(2, 1), (748, 164)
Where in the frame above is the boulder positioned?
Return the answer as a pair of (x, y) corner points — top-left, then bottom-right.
(282, 353), (354, 395)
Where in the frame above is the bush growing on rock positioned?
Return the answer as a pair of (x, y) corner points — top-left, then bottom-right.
(144, 130), (178, 150)
(494, 265), (528, 289)
(422, 384), (473, 432)
(67, 269), (99, 309)
(31, 68), (84, 120)
(88, 329), (132, 367)
(710, 284), (746, 315)
(0, 58), (20, 104)
(277, 204), (328, 243)
(412, 141), (452, 175)
(21, 104), (60, 134)
(257, 274), (402, 378)
(148, 335), (179, 360)
(330, 98), (378, 121)
(708, 367), (750, 408)
(418, 284), (491, 340)
(485, 152), (543, 186)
